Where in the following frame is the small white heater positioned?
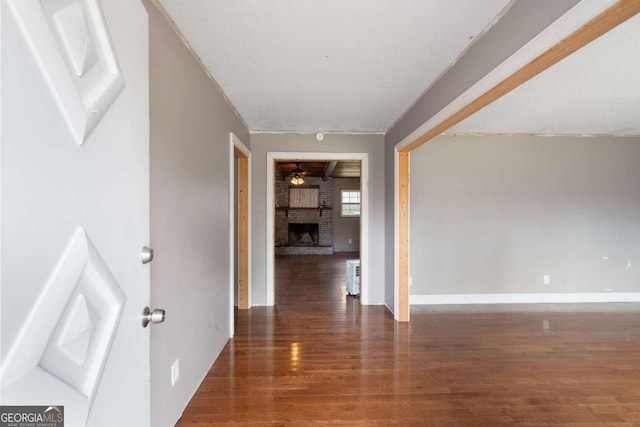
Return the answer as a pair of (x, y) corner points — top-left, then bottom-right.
(346, 259), (361, 296)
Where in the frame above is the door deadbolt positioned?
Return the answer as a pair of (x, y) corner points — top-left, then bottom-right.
(142, 306), (165, 328)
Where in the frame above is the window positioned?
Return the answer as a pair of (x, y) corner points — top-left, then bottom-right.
(340, 189), (360, 217)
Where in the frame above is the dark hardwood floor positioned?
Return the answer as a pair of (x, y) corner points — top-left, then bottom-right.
(177, 253), (640, 426)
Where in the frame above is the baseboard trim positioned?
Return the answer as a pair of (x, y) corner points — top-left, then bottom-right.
(411, 293), (640, 305)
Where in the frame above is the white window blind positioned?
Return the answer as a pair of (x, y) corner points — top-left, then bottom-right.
(340, 189), (360, 217)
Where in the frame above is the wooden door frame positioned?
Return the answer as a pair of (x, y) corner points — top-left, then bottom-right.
(393, 1), (640, 321)
(266, 152), (370, 306)
(230, 133), (251, 337)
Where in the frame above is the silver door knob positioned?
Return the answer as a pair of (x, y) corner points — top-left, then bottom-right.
(141, 246), (154, 264)
(142, 306), (165, 327)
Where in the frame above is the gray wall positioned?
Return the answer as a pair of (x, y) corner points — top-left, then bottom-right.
(145, 2), (250, 426)
(250, 133), (385, 305)
(410, 134), (640, 296)
(333, 178), (361, 252)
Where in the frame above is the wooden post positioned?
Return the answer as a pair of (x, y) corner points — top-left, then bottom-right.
(237, 154), (249, 309)
(398, 152), (410, 322)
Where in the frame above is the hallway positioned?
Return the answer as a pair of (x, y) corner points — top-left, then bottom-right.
(177, 254), (640, 425)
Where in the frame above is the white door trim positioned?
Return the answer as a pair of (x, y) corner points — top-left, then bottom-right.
(229, 133), (251, 337)
(266, 152), (370, 306)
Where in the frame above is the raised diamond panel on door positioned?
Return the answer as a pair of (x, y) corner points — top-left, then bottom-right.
(49, 1), (99, 77)
(40, 229), (126, 407)
(1, 228), (126, 425)
(8, 0), (125, 145)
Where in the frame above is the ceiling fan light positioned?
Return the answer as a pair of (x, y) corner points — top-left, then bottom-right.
(290, 161), (305, 185)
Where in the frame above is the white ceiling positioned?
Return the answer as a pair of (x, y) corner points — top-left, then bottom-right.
(157, 0), (512, 132)
(451, 13), (640, 136)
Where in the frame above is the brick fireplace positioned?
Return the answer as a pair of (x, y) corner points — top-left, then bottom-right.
(275, 175), (333, 255)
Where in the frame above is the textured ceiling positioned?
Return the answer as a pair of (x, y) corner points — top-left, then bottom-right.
(451, 13), (640, 136)
(157, 0), (512, 132)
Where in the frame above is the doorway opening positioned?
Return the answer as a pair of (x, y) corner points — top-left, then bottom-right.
(229, 133), (250, 337)
(266, 152), (369, 306)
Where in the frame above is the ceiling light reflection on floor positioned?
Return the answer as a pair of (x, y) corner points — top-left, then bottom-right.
(290, 342), (301, 371)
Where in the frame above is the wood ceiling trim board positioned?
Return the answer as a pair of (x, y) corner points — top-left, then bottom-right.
(444, 132), (640, 138)
(399, 0), (640, 153)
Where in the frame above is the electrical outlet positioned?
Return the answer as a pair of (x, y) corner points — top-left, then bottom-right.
(542, 319), (550, 331)
(348, 238), (352, 244)
(171, 359), (180, 387)
(543, 275), (551, 285)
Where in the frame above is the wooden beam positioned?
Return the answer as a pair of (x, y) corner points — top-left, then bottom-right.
(397, 152), (410, 322)
(237, 155), (250, 310)
(400, 0), (640, 153)
(322, 161), (338, 181)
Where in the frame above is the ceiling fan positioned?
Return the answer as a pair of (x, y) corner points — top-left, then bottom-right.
(290, 162), (305, 185)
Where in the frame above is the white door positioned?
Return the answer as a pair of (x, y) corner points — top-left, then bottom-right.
(1, 0), (150, 426)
